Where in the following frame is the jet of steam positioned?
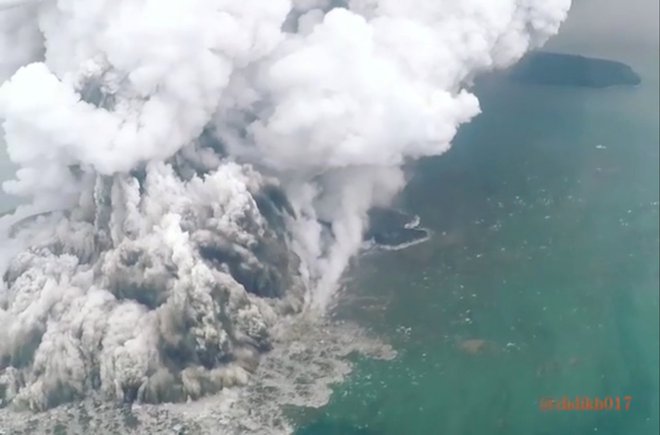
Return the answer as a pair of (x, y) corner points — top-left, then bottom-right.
(0, 0), (571, 411)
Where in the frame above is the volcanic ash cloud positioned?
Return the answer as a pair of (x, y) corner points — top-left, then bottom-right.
(0, 158), (305, 410)
(0, 0), (571, 411)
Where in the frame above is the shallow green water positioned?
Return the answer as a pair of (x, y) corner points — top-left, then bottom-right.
(293, 26), (659, 435)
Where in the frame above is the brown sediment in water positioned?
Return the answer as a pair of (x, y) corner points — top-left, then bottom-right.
(457, 339), (489, 355)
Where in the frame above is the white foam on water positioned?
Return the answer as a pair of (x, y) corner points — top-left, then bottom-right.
(375, 229), (432, 252)
(404, 214), (422, 230)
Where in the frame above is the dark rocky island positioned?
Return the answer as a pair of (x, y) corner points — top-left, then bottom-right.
(365, 207), (429, 250)
(508, 51), (641, 88)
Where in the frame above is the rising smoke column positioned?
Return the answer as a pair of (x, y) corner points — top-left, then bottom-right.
(0, 0), (571, 411)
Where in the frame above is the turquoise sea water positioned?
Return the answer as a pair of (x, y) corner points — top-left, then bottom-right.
(294, 10), (659, 435)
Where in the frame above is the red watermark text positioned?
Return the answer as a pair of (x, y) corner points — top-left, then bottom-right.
(539, 396), (632, 412)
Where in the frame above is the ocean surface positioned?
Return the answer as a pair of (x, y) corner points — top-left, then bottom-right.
(293, 5), (660, 435)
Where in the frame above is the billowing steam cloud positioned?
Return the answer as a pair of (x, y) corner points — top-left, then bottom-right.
(0, 0), (571, 412)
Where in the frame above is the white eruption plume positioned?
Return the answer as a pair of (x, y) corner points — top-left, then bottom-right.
(0, 0), (571, 411)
